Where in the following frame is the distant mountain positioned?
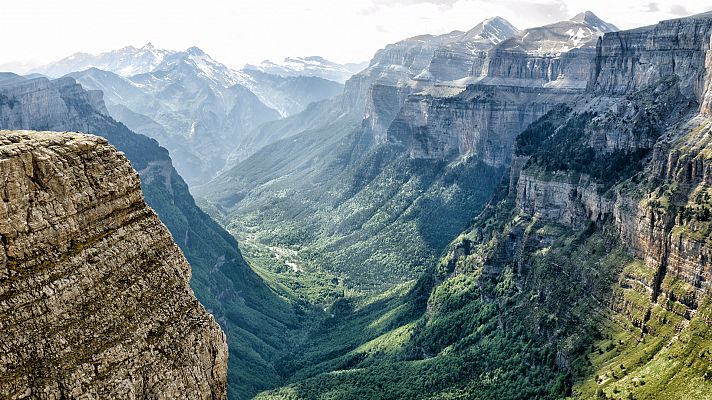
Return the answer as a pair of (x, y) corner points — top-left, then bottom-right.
(0, 60), (41, 74)
(240, 69), (343, 117)
(63, 45), (344, 183)
(32, 42), (173, 77)
(68, 48), (281, 185)
(244, 56), (367, 83)
(496, 11), (617, 56)
(418, 16), (520, 83)
(341, 16), (519, 113)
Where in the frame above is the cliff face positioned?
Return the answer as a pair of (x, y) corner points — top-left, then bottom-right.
(387, 86), (579, 165)
(385, 13), (616, 165)
(590, 14), (712, 102)
(513, 12), (712, 312)
(0, 131), (227, 399)
(342, 17), (518, 138)
(418, 12), (712, 399)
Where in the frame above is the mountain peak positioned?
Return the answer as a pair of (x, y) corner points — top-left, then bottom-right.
(243, 56), (361, 83)
(463, 16), (518, 44)
(186, 46), (206, 56)
(570, 11), (618, 32)
(142, 42), (155, 50)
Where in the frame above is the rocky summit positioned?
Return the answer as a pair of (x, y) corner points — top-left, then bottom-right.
(0, 131), (227, 400)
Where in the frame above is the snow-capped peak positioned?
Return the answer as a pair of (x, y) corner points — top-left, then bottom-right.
(461, 16), (519, 46)
(243, 56), (366, 83)
(186, 46), (207, 57)
(570, 11), (619, 33)
(494, 12), (617, 56)
(32, 43), (175, 78)
(152, 47), (251, 89)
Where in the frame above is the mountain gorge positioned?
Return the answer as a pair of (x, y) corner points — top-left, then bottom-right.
(3, 5), (712, 400)
(197, 12), (616, 290)
(193, 9), (712, 400)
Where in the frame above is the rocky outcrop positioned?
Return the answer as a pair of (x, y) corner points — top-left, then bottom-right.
(516, 171), (612, 227)
(0, 74), (295, 400)
(590, 13), (712, 103)
(362, 84), (412, 142)
(388, 85), (581, 165)
(0, 131), (227, 400)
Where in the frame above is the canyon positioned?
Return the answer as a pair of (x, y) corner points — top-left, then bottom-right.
(2, 7), (712, 400)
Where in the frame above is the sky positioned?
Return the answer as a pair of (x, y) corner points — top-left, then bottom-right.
(1, 0), (710, 71)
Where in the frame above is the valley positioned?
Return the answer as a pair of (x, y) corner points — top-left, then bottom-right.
(2, 4), (712, 400)
(192, 9), (712, 400)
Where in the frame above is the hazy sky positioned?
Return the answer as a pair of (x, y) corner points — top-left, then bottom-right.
(1, 0), (710, 70)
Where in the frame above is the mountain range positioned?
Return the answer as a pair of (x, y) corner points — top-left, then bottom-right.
(27, 44), (357, 184)
(244, 56), (368, 83)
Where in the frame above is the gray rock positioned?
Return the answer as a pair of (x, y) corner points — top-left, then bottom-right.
(0, 130), (228, 400)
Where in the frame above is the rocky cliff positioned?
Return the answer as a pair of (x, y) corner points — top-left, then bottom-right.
(387, 85), (580, 164)
(590, 13), (712, 101)
(0, 131), (227, 399)
(348, 10), (712, 400)
(471, 11), (712, 397)
(514, 11), (712, 309)
(342, 17), (518, 138)
(386, 12), (616, 165)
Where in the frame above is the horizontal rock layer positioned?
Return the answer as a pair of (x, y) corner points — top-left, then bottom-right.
(387, 86), (580, 165)
(0, 131), (227, 400)
(590, 15), (712, 108)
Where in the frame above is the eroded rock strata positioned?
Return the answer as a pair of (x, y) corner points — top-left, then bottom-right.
(0, 131), (227, 400)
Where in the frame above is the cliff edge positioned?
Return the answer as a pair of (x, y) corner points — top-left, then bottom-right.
(0, 130), (227, 400)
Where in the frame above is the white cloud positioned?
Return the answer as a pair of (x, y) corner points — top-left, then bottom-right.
(0, 0), (710, 71)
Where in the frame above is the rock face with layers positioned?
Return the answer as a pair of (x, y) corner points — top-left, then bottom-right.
(0, 131), (227, 400)
(386, 12), (617, 165)
(513, 11), (712, 313)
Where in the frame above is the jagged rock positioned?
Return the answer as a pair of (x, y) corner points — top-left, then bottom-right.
(0, 131), (227, 400)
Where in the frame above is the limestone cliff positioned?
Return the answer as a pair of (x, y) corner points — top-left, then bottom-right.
(0, 131), (227, 400)
(513, 11), (712, 313)
(427, 11), (712, 398)
(385, 12), (616, 165)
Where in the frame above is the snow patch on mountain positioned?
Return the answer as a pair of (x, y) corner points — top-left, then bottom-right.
(244, 56), (367, 83)
(497, 11), (618, 56)
(32, 43), (173, 78)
